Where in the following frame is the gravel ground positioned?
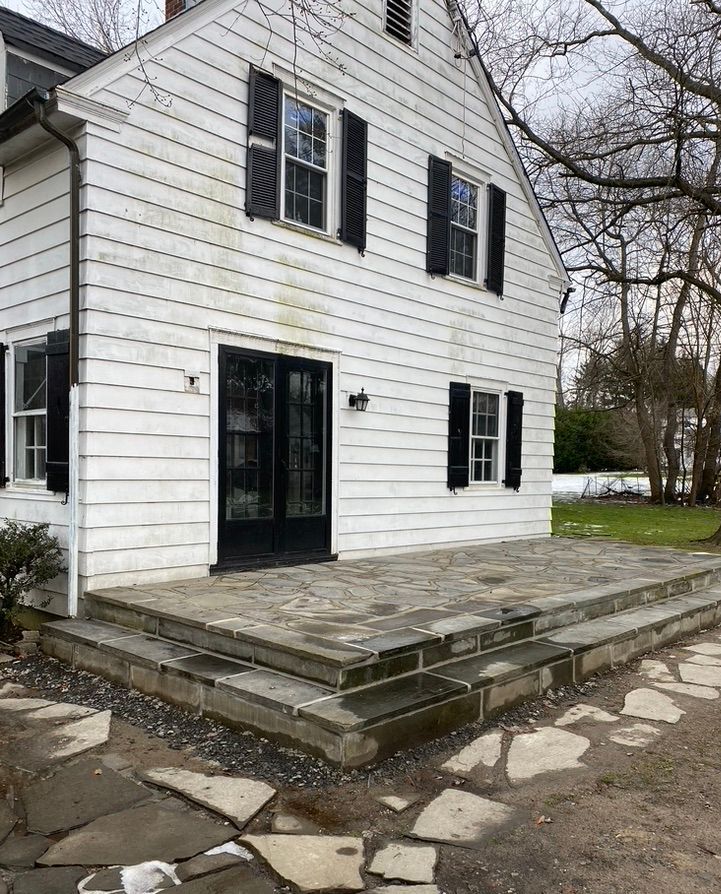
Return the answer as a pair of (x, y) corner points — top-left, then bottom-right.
(1, 652), (600, 788)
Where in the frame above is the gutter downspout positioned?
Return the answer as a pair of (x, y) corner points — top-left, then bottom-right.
(33, 93), (81, 618)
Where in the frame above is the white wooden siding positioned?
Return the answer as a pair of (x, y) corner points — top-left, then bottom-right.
(0, 141), (71, 612)
(73, 0), (559, 587)
(3, 0), (562, 599)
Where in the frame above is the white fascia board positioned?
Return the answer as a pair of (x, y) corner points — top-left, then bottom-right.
(55, 86), (129, 131)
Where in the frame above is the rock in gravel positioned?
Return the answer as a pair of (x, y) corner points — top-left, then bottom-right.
(409, 790), (517, 849)
(555, 704), (618, 727)
(0, 802), (18, 845)
(654, 681), (719, 700)
(271, 813), (319, 834)
(368, 842), (437, 884)
(12, 866), (86, 894)
(142, 768), (275, 829)
(506, 728), (590, 781)
(679, 663), (721, 687)
(242, 834), (365, 892)
(24, 756), (150, 835)
(621, 688), (685, 724)
(372, 794), (420, 814)
(609, 723), (661, 748)
(441, 730), (503, 775)
(38, 802), (234, 867)
(0, 833), (50, 868)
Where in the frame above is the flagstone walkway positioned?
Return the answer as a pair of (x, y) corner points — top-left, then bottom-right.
(2, 622), (721, 893)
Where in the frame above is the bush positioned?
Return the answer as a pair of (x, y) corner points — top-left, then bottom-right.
(0, 521), (66, 626)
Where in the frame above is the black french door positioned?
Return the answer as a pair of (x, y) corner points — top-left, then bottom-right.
(217, 347), (332, 568)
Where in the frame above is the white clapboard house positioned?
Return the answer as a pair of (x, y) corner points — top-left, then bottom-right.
(0, 0), (567, 617)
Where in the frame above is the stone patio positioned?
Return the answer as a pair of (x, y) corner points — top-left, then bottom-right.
(43, 538), (721, 766)
(82, 537), (721, 634)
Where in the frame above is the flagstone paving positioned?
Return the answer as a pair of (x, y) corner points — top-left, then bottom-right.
(141, 767), (275, 829)
(505, 727), (590, 781)
(620, 687), (686, 723)
(1, 620), (721, 892)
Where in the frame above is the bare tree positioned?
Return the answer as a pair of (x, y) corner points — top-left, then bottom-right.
(29, 0), (162, 52)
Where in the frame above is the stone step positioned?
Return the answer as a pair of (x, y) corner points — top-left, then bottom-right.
(81, 562), (721, 691)
(41, 586), (721, 768)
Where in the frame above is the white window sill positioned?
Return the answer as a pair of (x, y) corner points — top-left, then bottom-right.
(446, 273), (489, 293)
(4, 483), (58, 498)
(273, 218), (342, 246)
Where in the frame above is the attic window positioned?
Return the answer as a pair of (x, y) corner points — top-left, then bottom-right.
(384, 0), (414, 46)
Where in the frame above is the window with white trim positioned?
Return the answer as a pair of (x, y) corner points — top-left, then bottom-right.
(13, 340), (46, 482)
(471, 390), (500, 483)
(450, 175), (479, 280)
(283, 96), (328, 231)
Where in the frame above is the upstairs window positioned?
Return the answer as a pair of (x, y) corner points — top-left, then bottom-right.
(385, 0), (414, 45)
(283, 97), (328, 231)
(450, 176), (479, 280)
(426, 155), (507, 294)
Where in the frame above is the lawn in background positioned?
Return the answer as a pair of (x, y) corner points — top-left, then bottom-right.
(552, 501), (721, 550)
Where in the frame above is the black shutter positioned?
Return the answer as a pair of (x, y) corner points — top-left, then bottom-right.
(504, 390), (524, 491)
(340, 109), (368, 252)
(486, 184), (507, 295)
(0, 344), (6, 488)
(448, 381), (471, 491)
(246, 66), (281, 220)
(427, 156), (451, 275)
(46, 329), (70, 494)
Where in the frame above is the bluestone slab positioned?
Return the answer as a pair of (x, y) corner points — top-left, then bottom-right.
(218, 670), (333, 714)
(24, 756), (150, 834)
(101, 634), (200, 668)
(299, 673), (468, 732)
(12, 866), (86, 894)
(433, 641), (570, 690)
(141, 767), (275, 829)
(38, 802), (233, 866)
(162, 653), (254, 683)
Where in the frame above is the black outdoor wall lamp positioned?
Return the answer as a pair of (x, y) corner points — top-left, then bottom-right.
(349, 388), (370, 411)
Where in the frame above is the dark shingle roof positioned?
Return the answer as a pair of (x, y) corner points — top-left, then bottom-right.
(0, 6), (106, 73)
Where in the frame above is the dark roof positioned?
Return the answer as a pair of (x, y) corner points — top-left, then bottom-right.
(0, 6), (106, 73)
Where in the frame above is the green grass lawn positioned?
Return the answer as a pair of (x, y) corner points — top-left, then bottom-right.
(552, 501), (721, 550)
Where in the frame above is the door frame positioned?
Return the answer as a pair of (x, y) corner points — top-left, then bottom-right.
(208, 329), (341, 569)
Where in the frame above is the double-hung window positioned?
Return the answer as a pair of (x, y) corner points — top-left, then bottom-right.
(450, 176), (479, 280)
(246, 68), (368, 248)
(470, 390), (500, 483)
(283, 97), (328, 232)
(427, 156), (507, 294)
(13, 341), (47, 483)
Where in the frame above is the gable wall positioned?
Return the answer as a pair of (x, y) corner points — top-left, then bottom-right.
(74, 0), (560, 588)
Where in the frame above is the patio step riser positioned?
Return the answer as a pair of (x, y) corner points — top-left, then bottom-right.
(82, 567), (721, 691)
(42, 588), (721, 768)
